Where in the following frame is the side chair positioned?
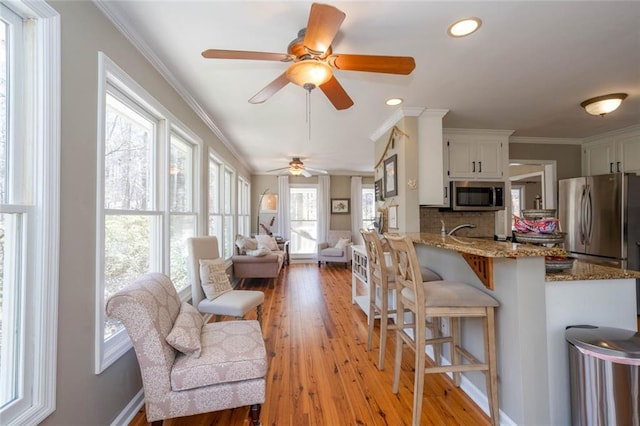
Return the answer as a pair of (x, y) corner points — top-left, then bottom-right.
(188, 236), (264, 324)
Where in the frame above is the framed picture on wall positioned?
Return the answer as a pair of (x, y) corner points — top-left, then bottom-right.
(388, 205), (398, 229)
(331, 198), (350, 214)
(384, 154), (398, 198)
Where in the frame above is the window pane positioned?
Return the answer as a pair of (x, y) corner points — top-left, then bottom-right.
(104, 94), (154, 210)
(170, 214), (196, 292)
(209, 214), (221, 240)
(223, 215), (234, 258)
(0, 212), (23, 408)
(208, 159), (219, 214)
(104, 214), (155, 339)
(224, 169), (232, 214)
(290, 187), (317, 254)
(170, 135), (193, 212)
(511, 187), (523, 220)
(0, 20), (7, 205)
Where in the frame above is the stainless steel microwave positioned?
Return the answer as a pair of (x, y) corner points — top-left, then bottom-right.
(450, 181), (505, 211)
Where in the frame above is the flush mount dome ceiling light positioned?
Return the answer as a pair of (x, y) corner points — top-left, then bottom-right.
(385, 98), (403, 106)
(580, 93), (628, 116)
(448, 17), (482, 37)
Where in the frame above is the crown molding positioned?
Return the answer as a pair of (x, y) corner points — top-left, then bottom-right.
(509, 136), (583, 145)
(92, 0), (251, 172)
(444, 128), (515, 137)
(583, 123), (640, 143)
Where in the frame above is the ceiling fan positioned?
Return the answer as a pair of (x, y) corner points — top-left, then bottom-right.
(201, 3), (415, 110)
(266, 157), (328, 177)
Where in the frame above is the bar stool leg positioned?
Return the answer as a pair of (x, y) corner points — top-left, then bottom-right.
(378, 285), (389, 370)
(412, 312), (427, 426)
(451, 316), (461, 386)
(367, 282), (376, 352)
(485, 307), (499, 426)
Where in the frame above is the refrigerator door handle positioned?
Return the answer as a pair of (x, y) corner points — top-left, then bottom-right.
(579, 185), (587, 244)
(585, 185), (593, 245)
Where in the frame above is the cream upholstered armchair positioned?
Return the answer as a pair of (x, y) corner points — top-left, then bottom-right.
(188, 236), (264, 324)
(317, 230), (352, 268)
(106, 272), (267, 425)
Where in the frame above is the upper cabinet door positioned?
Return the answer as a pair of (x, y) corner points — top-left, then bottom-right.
(447, 137), (476, 178)
(618, 134), (640, 173)
(476, 139), (503, 179)
(583, 140), (616, 176)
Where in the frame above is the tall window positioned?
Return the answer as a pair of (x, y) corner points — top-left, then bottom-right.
(96, 54), (200, 373)
(362, 186), (375, 230)
(169, 133), (197, 291)
(208, 153), (235, 259)
(290, 186), (317, 256)
(237, 177), (250, 237)
(1, 2), (60, 424)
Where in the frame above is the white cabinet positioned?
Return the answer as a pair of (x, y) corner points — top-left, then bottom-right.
(583, 129), (640, 175)
(444, 130), (511, 180)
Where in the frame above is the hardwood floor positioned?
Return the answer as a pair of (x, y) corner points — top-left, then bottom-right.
(130, 264), (491, 426)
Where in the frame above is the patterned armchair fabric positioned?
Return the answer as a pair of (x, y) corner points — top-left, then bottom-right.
(317, 230), (353, 268)
(106, 272), (266, 424)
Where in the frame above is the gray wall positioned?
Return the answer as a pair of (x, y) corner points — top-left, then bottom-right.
(45, 2), (249, 424)
(509, 143), (582, 180)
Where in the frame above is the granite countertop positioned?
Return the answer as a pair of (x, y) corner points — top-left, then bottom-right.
(399, 232), (566, 258)
(545, 260), (640, 282)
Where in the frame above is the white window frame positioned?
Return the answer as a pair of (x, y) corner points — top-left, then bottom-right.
(237, 176), (250, 237)
(207, 150), (236, 261)
(95, 53), (201, 373)
(289, 183), (318, 257)
(361, 184), (375, 230)
(0, 1), (60, 424)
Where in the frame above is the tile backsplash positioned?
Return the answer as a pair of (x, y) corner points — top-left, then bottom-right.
(420, 207), (496, 237)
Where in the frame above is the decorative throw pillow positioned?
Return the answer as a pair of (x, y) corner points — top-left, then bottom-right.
(235, 235), (258, 254)
(166, 302), (204, 357)
(334, 237), (350, 250)
(255, 234), (279, 251)
(246, 248), (270, 257)
(199, 258), (233, 300)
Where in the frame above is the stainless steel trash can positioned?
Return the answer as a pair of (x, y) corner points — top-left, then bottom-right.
(566, 325), (640, 426)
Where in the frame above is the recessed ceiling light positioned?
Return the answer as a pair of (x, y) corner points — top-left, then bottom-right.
(386, 98), (403, 106)
(448, 17), (482, 37)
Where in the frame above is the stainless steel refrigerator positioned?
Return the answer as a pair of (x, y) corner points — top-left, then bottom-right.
(559, 173), (640, 311)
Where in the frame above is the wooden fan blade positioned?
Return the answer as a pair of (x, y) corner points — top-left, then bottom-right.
(303, 3), (345, 55)
(202, 49), (292, 62)
(319, 76), (354, 110)
(249, 73), (290, 104)
(327, 54), (416, 75)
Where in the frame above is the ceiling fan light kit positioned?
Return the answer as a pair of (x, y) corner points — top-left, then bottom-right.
(201, 2), (415, 110)
(580, 93), (628, 116)
(286, 60), (332, 88)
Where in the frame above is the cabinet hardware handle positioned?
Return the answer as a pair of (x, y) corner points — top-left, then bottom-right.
(479, 161), (482, 173)
(617, 161), (621, 172)
(610, 162), (613, 173)
(472, 161), (476, 172)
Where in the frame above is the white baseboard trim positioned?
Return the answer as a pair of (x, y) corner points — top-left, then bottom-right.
(111, 388), (144, 426)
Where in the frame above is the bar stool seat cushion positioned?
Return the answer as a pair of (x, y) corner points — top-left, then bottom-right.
(401, 280), (499, 308)
(376, 265), (441, 283)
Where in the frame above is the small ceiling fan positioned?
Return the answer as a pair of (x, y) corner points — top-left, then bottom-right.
(201, 3), (415, 110)
(267, 157), (328, 177)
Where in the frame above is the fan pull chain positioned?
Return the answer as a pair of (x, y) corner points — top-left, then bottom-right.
(306, 88), (312, 141)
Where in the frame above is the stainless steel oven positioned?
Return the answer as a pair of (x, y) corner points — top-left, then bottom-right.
(451, 181), (505, 211)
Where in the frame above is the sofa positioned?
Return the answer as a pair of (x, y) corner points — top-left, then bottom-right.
(317, 230), (352, 268)
(232, 234), (285, 280)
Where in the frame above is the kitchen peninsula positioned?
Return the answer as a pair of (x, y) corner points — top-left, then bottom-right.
(397, 233), (640, 426)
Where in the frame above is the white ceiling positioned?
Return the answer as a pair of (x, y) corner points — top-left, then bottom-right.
(96, 1), (640, 176)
